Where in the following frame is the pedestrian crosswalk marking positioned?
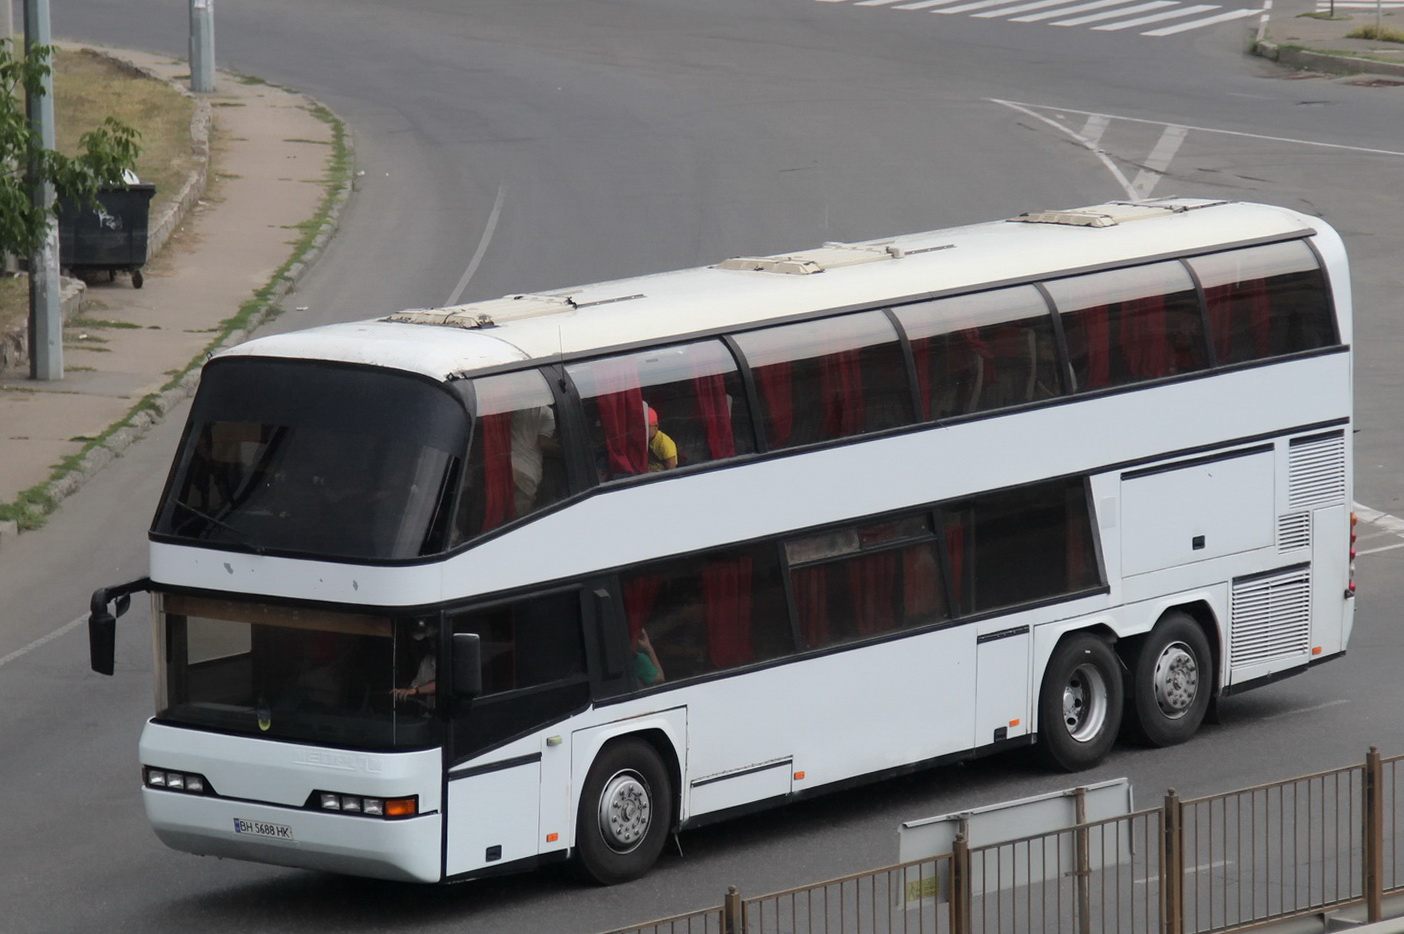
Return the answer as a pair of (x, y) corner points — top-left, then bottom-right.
(1055, 1), (1175, 26)
(1093, 3), (1217, 28)
(973, 0), (1085, 17)
(813, 0), (1269, 36)
(1143, 6), (1258, 34)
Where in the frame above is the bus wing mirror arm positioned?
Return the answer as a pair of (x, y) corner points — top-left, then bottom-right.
(88, 578), (150, 676)
(452, 632), (482, 699)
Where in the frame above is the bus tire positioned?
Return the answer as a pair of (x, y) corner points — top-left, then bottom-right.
(1126, 612), (1212, 748)
(1037, 632), (1123, 772)
(574, 738), (672, 885)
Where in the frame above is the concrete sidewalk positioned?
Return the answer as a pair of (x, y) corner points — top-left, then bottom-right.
(0, 46), (346, 548)
(1254, 0), (1404, 78)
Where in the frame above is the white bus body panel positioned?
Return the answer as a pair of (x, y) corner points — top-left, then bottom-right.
(139, 722), (444, 882)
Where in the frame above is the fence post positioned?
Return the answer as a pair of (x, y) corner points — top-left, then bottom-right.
(1366, 746), (1384, 923)
(1075, 786), (1092, 934)
(1161, 789), (1184, 934)
(951, 832), (972, 934)
(723, 885), (742, 934)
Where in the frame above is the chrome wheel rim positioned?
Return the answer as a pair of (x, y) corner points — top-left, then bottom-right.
(1062, 662), (1109, 743)
(1153, 642), (1199, 720)
(597, 770), (651, 853)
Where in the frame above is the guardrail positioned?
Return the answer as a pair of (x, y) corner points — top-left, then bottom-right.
(600, 747), (1404, 934)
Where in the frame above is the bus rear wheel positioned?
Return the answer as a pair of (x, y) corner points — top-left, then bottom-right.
(1126, 612), (1212, 747)
(575, 738), (672, 885)
(1037, 633), (1123, 772)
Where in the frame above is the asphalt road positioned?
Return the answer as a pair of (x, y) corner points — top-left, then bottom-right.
(4, 1), (1404, 931)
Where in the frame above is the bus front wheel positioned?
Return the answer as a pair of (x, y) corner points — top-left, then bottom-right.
(575, 738), (672, 885)
(1037, 633), (1123, 772)
(1126, 612), (1212, 747)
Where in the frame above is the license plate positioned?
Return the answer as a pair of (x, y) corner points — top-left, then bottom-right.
(232, 818), (295, 841)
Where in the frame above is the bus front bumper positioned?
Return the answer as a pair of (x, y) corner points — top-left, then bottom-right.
(143, 787), (443, 883)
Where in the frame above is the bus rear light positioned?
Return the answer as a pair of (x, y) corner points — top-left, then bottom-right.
(314, 791), (416, 819)
(144, 766), (209, 795)
(1348, 512), (1358, 598)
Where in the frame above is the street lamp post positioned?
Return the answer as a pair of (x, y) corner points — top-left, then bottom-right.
(24, 0), (61, 381)
(190, 0), (215, 93)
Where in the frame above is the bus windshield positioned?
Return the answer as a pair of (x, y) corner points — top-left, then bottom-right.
(155, 593), (441, 750)
(153, 357), (469, 560)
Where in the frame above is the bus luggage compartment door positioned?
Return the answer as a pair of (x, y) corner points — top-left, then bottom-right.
(445, 755), (542, 876)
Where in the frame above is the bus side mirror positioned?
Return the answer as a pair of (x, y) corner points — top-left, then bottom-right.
(87, 587), (134, 674)
(451, 632), (482, 699)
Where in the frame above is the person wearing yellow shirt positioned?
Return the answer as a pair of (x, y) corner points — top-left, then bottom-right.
(646, 406), (677, 471)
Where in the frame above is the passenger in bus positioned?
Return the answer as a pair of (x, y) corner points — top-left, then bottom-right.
(510, 405), (558, 516)
(391, 624), (437, 708)
(646, 406), (677, 471)
(633, 628), (665, 685)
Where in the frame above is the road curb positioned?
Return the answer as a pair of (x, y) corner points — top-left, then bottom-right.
(1253, 40), (1404, 79)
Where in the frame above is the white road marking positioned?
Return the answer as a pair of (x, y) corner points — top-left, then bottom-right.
(1144, 5), (1259, 33)
(935, 0), (1035, 13)
(1080, 113), (1111, 146)
(1054, 3), (1178, 28)
(989, 100), (1404, 158)
(0, 614), (86, 671)
(1094, 3), (1219, 30)
(1131, 123), (1189, 197)
(1013, 0), (1130, 22)
(445, 182), (506, 308)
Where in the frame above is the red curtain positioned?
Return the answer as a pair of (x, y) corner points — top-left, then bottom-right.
(847, 552), (898, 636)
(911, 338), (932, 419)
(692, 372), (737, 460)
(792, 565), (829, 648)
(1207, 279), (1271, 362)
(1121, 294), (1171, 379)
(479, 412), (515, 531)
(623, 575), (661, 642)
(821, 349), (865, 438)
(593, 359), (647, 477)
(754, 362), (794, 449)
(704, 557), (753, 669)
(1078, 306), (1112, 388)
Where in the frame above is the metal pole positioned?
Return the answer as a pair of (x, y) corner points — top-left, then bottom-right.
(23, 0), (61, 381)
(1365, 747), (1384, 923)
(189, 0), (215, 93)
(1075, 787), (1092, 934)
(1161, 790), (1184, 934)
(951, 831), (972, 934)
(722, 885), (742, 934)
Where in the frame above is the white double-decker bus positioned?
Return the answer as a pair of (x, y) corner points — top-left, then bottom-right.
(90, 198), (1354, 885)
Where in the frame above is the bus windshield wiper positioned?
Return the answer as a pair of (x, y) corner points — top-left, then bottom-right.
(172, 501), (266, 555)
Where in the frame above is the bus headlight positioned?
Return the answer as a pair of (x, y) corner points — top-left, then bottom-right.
(144, 766), (210, 794)
(312, 790), (416, 819)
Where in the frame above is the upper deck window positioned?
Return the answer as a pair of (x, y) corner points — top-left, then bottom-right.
(731, 311), (912, 451)
(1045, 261), (1208, 391)
(1186, 240), (1336, 364)
(452, 369), (564, 542)
(566, 340), (755, 481)
(153, 358), (469, 561)
(892, 285), (1061, 419)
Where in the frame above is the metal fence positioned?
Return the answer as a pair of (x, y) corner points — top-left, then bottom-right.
(601, 747), (1404, 934)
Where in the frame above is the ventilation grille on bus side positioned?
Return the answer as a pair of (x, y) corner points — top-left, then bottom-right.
(1229, 567), (1312, 670)
(1288, 432), (1346, 510)
(1277, 512), (1311, 553)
